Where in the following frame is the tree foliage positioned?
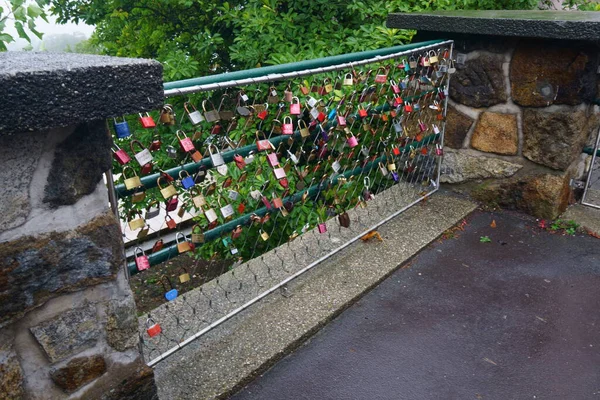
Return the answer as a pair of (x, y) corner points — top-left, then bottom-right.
(0, 0), (48, 51)
(49, 0), (544, 81)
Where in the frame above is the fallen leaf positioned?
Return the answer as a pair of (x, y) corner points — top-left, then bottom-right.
(482, 358), (497, 366)
(490, 220), (496, 228)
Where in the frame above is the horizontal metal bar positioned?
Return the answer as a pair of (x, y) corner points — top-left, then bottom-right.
(127, 133), (440, 275)
(163, 40), (449, 96)
(147, 185), (439, 367)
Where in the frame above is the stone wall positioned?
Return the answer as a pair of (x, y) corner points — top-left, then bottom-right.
(0, 53), (163, 399)
(439, 37), (599, 219)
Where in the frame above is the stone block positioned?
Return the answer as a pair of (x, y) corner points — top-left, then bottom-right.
(0, 212), (123, 328)
(472, 172), (571, 219)
(444, 106), (474, 149)
(44, 121), (112, 207)
(440, 149), (522, 184)
(0, 131), (47, 234)
(30, 304), (100, 363)
(106, 297), (139, 352)
(50, 355), (107, 393)
(0, 340), (24, 400)
(471, 112), (518, 155)
(449, 54), (507, 108)
(100, 362), (158, 400)
(510, 41), (597, 107)
(0, 52), (163, 135)
(523, 108), (598, 171)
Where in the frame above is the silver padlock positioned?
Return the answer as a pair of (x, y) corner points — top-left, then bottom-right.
(209, 144), (224, 167)
(244, 151), (255, 164)
(166, 145), (178, 159)
(220, 203), (234, 218)
(130, 140), (153, 167)
(203, 100), (220, 122)
(205, 208), (218, 223)
(145, 201), (160, 219)
(287, 150), (299, 165)
(185, 102), (205, 125)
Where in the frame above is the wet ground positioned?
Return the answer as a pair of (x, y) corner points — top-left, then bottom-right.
(231, 210), (600, 400)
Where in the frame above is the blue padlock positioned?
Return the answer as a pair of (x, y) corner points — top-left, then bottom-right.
(179, 170), (195, 190)
(113, 117), (131, 138)
(161, 276), (178, 301)
(328, 108), (337, 121)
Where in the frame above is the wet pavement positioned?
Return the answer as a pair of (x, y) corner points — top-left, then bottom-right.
(231, 210), (600, 400)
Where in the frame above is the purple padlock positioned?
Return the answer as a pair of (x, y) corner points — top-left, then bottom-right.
(391, 171), (399, 182)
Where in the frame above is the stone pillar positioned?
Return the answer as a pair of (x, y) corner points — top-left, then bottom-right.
(0, 53), (163, 399)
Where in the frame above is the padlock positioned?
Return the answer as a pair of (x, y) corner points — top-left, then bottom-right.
(194, 166), (207, 183)
(287, 150), (299, 165)
(122, 166), (142, 191)
(131, 189), (146, 203)
(273, 167), (286, 180)
(290, 97), (301, 115)
(433, 124), (441, 134)
(128, 211), (145, 231)
(191, 188), (206, 209)
(113, 117), (131, 138)
(392, 119), (403, 134)
(409, 56), (418, 69)
(300, 83), (310, 95)
(130, 140), (153, 167)
(404, 102), (413, 113)
(165, 215), (177, 230)
(157, 176), (177, 199)
(393, 95), (403, 107)
(205, 182), (217, 196)
(390, 80), (401, 94)
(210, 124), (222, 135)
(298, 120), (310, 138)
(139, 112), (156, 129)
(318, 222), (327, 234)
(429, 50), (439, 64)
(145, 200), (160, 219)
(146, 318), (162, 337)
(388, 159), (397, 171)
(436, 144), (444, 156)
(160, 104), (176, 125)
(161, 275), (178, 301)
(255, 103), (268, 120)
(391, 171), (399, 182)
(191, 224), (205, 244)
(282, 116), (294, 135)
(323, 78), (333, 93)
(338, 212), (350, 228)
(228, 188), (239, 201)
(166, 195), (179, 212)
(229, 225), (243, 240)
(190, 150), (203, 162)
(134, 247), (150, 271)
(178, 267), (191, 283)
(220, 200), (235, 219)
(421, 55), (431, 67)
(177, 130), (196, 153)
(209, 145), (224, 167)
(141, 161), (154, 175)
(184, 102), (204, 125)
(223, 176), (233, 188)
(204, 207), (218, 223)
(179, 170), (195, 190)
(267, 86), (279, 104)
(418, 120), (427, 132)
(149, 134), (162, 151)
(175, 232), (191, 254)
(346, 132), (359, 148)
(343, 73), (353, 86)
(379, 162), (388, 176)
(337, 114), (346, 127)
(112, 145), (131, 165)
(150, 239), (163, 254)
(267, 153), (279, 167)
(260, 229), (270, 241)
(272, 193), (283, 209)
(358, 105), (369, 118)
(203, 100), (220, 122)
(216, 164), (228, 176)
(233, 154), (246, 170)
(374, 67), (388, 84)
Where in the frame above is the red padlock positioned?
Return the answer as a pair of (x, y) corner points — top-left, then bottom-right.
(233, 154), (246, 170)
(165, 215), (177, 230)
(166, 195), (179, 212)
(149, 134), (162, 151)
(135, 247), (150, 271)
(146, 318), (161, 337)
(279, 178), (289, 189)
(211, 124), (222, 135)
(290, 97), (301, 115)
(358, 107), (368, 118)
(177, 130), (195, 152)
(112, 145), (131, 165)
(139, 113), (156, 129)
(151, 239), (164, 253)
(140, 163), (153, 175)
(404, 102), (413, 113)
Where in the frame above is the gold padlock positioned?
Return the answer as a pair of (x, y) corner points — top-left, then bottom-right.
(131, 190), (146, 203)
(128, 211), (145, 231)
(123, 167), (142, 190)
(160, 104), (175, 125)
(176, 233), (191, 253)
(178, 267), (191, 283)
(157, 176), (177, 199)
(177, 201), (186, 218)
(191, 224), (205, 244)
(192, 188), (206, 209)
(298, 120), (310, 138)
(260, 229), (270, 241)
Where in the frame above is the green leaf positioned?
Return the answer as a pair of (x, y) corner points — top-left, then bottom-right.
(14, 21), (29, 41)
(27, 3), (43, 18)
(479, 236), (492, 243)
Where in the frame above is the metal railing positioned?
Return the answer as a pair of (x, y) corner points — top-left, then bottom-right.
(108, 39), (454, 366)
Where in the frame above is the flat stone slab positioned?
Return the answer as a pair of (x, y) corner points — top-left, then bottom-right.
(387, 11), (600, 41)
(0, 52), (163, 134)
(234, 209), (600, 400)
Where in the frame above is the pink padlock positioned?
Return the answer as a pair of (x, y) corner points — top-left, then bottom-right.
(337, 115), (346, 127)
(318, 223), (327, 234)
(112, 145), (131, 165)
(418, 120), (427, 132)
(290, 97), (301, 115)
(436, 144), (444, 156)
(267, 153), (279, 167)
(135, 247), (150, 271)
(177, 130), (195, 152)
(282, 117), (293, 135)
(273, 167), (286, 179)
(346, 133), (358, 148)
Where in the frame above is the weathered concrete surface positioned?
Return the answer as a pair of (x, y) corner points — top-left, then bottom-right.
(50, 355), (107, 393)
(0, 52), (163, 134)
(440, 149), (522, 184)
(153, 191), (477, 399)
(561, 203), (600, 237)
(387, 10), (600, 41)
(0, 212), (123, 327)
(233, 210), (600, 400)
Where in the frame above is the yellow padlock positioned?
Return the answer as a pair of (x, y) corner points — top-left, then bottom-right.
(123, 166), (142, 190)
(157, 176), (177, 199)
(176, 233), (191, 254)
(178, 267), (191, 283)
(128, 211), (145, 231)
